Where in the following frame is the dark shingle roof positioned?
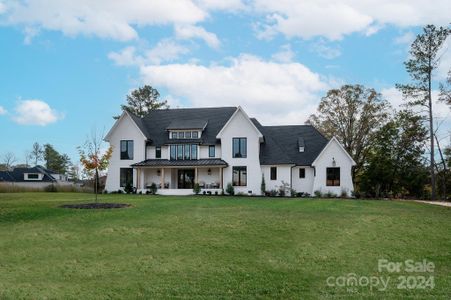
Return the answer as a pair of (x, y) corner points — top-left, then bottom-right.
(251, 119), (328, 166)
(166, 119), (208, 130)
(131, 159), (228, 167)
(131, 107), (237, 146)
(0, 166), (57, 182)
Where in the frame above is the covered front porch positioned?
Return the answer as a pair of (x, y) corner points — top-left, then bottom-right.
(132, 159), (227, 195)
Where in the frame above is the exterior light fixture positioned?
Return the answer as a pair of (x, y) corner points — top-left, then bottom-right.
(207, 168), (211, 175)
(332, 157), (336, 167)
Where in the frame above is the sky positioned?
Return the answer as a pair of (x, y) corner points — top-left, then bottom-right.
(0, 0), (450, 165)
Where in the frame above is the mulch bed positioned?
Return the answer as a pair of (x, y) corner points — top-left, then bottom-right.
(60, 203), (131, 209)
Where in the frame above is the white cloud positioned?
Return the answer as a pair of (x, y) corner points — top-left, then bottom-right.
(23, 26), (39, 45)
(253, 0), (451, 40)
(196, 0), (245, 11)
(109, 40), (189, 66)
(394, 31), (415, 45)
(175, 24), (220, 49)
(140, 54), (328, 124)
(271, 44), (295, 63)
(0, 106), (6, 115)
(310, 39), (341, 59)
(13, 100), (63, 126)
(2, 0), (207, 41)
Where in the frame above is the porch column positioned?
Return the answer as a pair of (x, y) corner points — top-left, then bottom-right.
(136, 168), (140, 189)
(195, 167), (198, 184)
(219, 167), (223, 189)
(161, 168), (165, 189)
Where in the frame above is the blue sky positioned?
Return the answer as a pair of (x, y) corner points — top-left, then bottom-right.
(0, 0), (450, 165)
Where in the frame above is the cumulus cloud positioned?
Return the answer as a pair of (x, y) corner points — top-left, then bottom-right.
(253, 0), (451, 40)
(108, 39), (189, 66)
(271, 44), (295, 63)
(310, 39), (341, 59)
(0, 105), (6, 115)
(174, 24), (220, 49)
(12, 100), (63, 126)
(1, 0), (207, 41)
(140, 54), (328, 124)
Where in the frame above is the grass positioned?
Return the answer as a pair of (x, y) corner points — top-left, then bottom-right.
(0, 193), (450, 299)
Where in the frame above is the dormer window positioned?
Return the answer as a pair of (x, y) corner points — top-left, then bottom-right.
(25, 173), (40, 180)
(298, 137), (305, 153)
(192, 131), (199, 139)
(169, 130), (200, 139)
(171, 132), (177, 139)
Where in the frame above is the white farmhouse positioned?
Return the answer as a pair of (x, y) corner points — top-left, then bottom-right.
(104, 106), (355, 196)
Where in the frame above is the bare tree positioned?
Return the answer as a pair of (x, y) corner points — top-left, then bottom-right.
(30, 142), (43, 166)
(2, 152), (17, 171)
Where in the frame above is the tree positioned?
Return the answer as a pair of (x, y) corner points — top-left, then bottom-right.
(439, 70), (451, 106)
(396, 24), (450, 200)
(78, 129), (113, 202)
(114, 85), (169, 119)
(360, 110), (428, 198)
(308, 84), (391, 182)
(2, 152), (17, 171)
(43, 144), (71, 174)
(30, 142), (43, 166)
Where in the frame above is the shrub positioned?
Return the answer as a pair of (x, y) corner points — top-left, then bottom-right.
(351, 190), (361, 199)
(325, 191), (335, 198)
(117, 189), (123, 194)
(268, 190), (278, 197)
(202, 191), (206, 195)
(124, 183), (133, 194)
(226, 183), (235, 196)
(278, 187), (285, 197)
(290, 189), (297, 197)
(340, 189), (348, 198)
(149, 183), (157, 195)
(260, 175), (266, 195)
(193, 183), (201, 195)
(214, 191), (219, 196)
(314, 190), (322, 198)
(303, 193), (311, 198)
(44, 184), (58, 192)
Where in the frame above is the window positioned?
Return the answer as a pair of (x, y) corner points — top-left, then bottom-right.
(299, 168), (305, 178)
(177, 145), (183, 160)
(192, 131), (199, 139)
(326, 167), (340, 186)
(27, 173), (39, 180)
(171, 132), (177, 139)
(120, 168), (133, 187)
(270, 167), (277, 180)
(185, 131), (191, 139)
(184, 145), (191, 160)
(232, 166), (247, 186)
(209, 145), (215, 157)
(156, 146), (161, 159)
(120, 140), (133, 160)
(170, 145), (176, 160)
(191, 145), (198, 159)
(232, 138), (247, 158)
(178, 132), (185, 139)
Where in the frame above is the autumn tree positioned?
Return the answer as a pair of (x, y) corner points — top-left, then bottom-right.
(396, 24), (450, 200)
(308, 84), (391, 181)
(115, 85), (169, 119)
(78, 129), (113, 202)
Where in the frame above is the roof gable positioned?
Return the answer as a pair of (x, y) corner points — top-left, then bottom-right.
(104, 111), (148, 142)
(216, 106), (263, 140)
(311, 137), (356, 166)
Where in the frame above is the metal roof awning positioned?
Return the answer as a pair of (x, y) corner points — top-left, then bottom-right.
(131, 159), (228, 168)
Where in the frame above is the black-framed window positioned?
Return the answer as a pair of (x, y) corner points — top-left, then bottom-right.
(178, 132), (184, 139)
(232, 166), (247, 186)
(184, 145), (191, 160)
(270, 167), (277, 180)
(155, 146), (161, 159)
(27, 173), (39, 179)
(171, 132), (177, 139)
(177, 145), (183, 160)
(170, 144), (198, 160)
(120, 168), (133, 187)
(326, 167), (340, 186)
(232, 138), (247, 158)
(185, 131), (191, 139)
(120, 140), (134, 160)
(192, 131), (199, 138)
(191, 145), (197, 159)
(209, 145), (215, 157)
(299, 168), (305, 178)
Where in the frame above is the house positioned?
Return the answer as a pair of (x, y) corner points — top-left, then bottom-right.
(104, 106), (356, 196)
(0, 165), (70, 187)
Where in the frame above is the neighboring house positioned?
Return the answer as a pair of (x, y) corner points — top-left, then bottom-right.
(0, 165), (70, 187)
(105, 106), (356, 196)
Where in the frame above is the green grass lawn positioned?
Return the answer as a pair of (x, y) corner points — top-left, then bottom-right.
(0, 193), (450, 299)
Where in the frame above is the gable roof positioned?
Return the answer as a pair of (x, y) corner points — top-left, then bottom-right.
(216, 106), (263, 140)
(311, 136), (356, 166)
(0, 166), (57, 182)
(251, 119), (329, 166)
(129, 107), (237, 146)
(104, 111), (148, 142)
(166, 119), (208, 130)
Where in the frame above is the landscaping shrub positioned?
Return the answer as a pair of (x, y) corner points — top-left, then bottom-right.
(260, 175), (266, 195)
(193, 183), (201, 195)
(226, 183), (235, 195)
(149, 183), (157, 195)
(314, 190), (322, 198)
(340, 189), (348, 198)
(124, 183), (133, 194)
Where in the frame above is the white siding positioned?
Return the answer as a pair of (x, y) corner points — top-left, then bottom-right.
(291, 166), (315, 195)
(261, 165), (292, 192)
(312, 139), (354, 196)
(199, 145), (221, 159)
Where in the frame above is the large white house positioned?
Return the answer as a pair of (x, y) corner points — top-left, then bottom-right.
(104, 106), (356, 196)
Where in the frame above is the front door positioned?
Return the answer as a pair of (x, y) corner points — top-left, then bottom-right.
(178, 169), (195, 189)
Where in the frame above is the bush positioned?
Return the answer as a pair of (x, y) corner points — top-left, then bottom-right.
(278, 187), (285, 197)
(340, 189), (348, 198)
(193, 183), (201, 195)
(268, 190), (278, 197)
(351, 190), (361, 199)
(124, 183), (133, 194)
(202, 191), (206, 195)
(44, 184), (58, 192)
(290, 189), (297, 197)
(314, 190), (322, 198)
(226, 183), (235, 196)
(149, 183), (157, 195)
(214, 191), (218, 196)
(325, 191), (335, 198)
(303, 193), (311, 198)
(117, 189), (123, 194)
(260, 175), (266, 195)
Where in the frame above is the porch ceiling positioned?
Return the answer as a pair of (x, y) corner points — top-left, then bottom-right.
(131, 159), (228, 168)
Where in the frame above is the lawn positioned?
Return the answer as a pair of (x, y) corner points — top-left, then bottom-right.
(0, 193), (450, 299)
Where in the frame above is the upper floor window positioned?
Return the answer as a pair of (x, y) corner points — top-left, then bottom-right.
(171, 132), (177, 139)
(120, 140), (134, 160)
(326, 167), (340, 186)
(299, 168), (305, 178)
(169, 131), (200, 139)
(209, 145), (215, 158)
(156, 146), (161, 159)
(232, 138), (247, 158)
(270, 167), (277, 180)
(170, 144), (198, 160)
(192, 131), (199, 139)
